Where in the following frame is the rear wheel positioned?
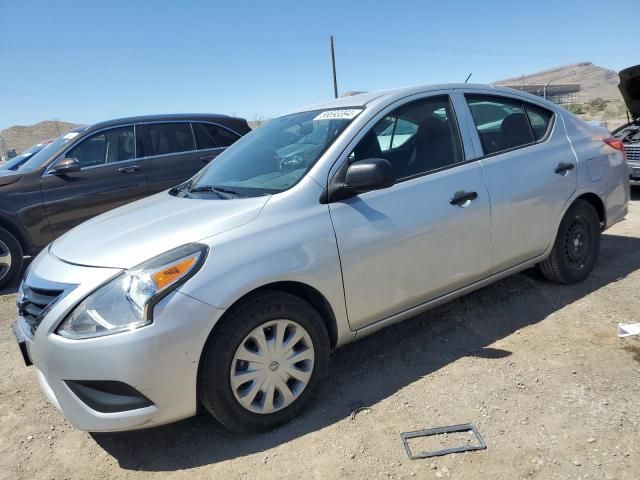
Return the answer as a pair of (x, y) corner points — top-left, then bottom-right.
(538, 200), (600, 284)
(0, 228), (23, 290)
(198, 290), (330, 432)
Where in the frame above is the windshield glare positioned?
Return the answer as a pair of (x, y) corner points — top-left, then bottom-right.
(187, 108), (362, 197)
(19, 127), (85, 171)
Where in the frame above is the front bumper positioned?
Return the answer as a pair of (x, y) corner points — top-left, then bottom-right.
(15, 249), (225, 432)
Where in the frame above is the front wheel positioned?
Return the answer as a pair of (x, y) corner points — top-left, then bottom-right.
(198, 290), (330, 432)
(0, 228), (23, 290)
(538, 200), (601, 284)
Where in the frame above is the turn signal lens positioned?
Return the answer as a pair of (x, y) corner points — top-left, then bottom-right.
(152, 256), (197, 290)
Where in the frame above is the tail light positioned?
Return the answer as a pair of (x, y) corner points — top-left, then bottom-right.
(603, 137), (625, 152)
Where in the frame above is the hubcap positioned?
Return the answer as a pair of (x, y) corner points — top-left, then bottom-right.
(230, 319), (315, 414)
(0, 240), (12, 281)
(564, 216), (591, 269)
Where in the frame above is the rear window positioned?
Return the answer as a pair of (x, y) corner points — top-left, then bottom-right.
(193, 122), (239, 149)
(139, 123), (195, 157)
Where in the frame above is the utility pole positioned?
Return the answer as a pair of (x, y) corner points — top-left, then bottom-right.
(330, 35), (338, 99)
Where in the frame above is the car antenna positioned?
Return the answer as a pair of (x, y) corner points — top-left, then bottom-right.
(465, 73), (472, 84)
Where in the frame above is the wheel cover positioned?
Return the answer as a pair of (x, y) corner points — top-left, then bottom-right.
(0, 239), (12, 281)
(564, 216), (591, 269)
(230, 319), (315, 414)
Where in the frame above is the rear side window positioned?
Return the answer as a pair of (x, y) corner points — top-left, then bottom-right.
(524, 103), (553, 140)
(139, 123), (195, 157)
(465, 95), (553, 155)
(193, 122), (239, 149)
(67, 126), (135, 167)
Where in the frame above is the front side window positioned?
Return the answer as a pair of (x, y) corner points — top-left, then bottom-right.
(349, 96), (463, 179)
(139, 123), (195, 157)
(181, 108), (362, 198)
(193, 122), (239, 149)
(66, 126), (135, 168)
(466, 95), (553, 155)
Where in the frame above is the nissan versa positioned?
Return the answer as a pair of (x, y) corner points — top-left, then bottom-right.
(12, 84), (628, 433)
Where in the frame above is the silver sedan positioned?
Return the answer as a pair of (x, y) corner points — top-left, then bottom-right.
(12, 84), (629, 432)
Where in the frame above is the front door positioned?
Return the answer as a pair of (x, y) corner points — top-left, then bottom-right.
(328, 95), (493, 330)
(40, 125), (148, 237)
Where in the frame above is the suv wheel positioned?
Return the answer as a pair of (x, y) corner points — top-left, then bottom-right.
(539, 200), (601, 284)
(198, 290), (330, 432)
(0, 228), (23, 290)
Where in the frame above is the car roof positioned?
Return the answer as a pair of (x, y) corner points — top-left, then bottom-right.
(86, 113), (249, 134)
(288, 83), (556, 114)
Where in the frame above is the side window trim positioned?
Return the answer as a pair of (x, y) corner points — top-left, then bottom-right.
(356, 94), (466, 183)
(461, 91), (556, 159)
(193, 121), (242, 151)
(136, 121), (196, 160)
(135, 121), (241, 159)
(45, 124), (137, 174)
(327, 91), (475, 184)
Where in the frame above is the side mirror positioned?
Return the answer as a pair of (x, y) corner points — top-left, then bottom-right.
(50, 157), (81, 175)
(344, 158), (396, 194)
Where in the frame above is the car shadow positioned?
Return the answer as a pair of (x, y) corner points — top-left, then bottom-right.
(86, 232), (639, 471)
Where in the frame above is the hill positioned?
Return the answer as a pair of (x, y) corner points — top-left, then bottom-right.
(494, 62), (622, 103)
(0, 120), (81, 156)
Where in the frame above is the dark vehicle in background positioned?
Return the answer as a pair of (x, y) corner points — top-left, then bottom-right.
(613, 65), (640, 185)
(0, 141), (51, 171)
(0, 113), (250, 288)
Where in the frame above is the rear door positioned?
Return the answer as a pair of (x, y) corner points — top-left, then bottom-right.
(138, 122), (201, 193)
(461, 91), (577, 271)
(40, 125), (148, 237)
(192, 121), (240, 165)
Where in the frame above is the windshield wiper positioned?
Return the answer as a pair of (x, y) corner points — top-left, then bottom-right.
(188, 184), (240, 199)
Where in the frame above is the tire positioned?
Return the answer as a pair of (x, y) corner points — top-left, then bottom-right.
(538, 200), (601, 284)
(198, 290), (330, 432)
(0, 228), (23, 290)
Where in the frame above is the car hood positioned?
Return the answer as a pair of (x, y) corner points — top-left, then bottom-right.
(619, 64), (640, 119)
(51, 191), (269, 269)
(0, 171), (23, 186)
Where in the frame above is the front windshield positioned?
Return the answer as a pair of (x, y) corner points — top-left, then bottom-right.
(19, 127), (86, 171)
(184, 108), (362, 198)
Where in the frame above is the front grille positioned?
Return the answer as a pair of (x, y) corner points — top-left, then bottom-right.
(18, 284), (64, 336)
(626, 144), (640, 165)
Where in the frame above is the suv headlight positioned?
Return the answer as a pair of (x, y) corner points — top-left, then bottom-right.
(57, 243), (208, 340)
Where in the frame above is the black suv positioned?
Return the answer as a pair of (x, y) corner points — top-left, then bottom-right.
(0, 113), (250, 288)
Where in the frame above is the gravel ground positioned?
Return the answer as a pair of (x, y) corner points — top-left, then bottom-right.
(1, 190), (639, 480)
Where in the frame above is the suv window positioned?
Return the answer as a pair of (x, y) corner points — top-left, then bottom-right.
(139, 123), (195, 157)
(350, 95), (463, 179)
(193, 122), (239, 149)
(67, 126), (135, 168)
(465, 95), (552, 155)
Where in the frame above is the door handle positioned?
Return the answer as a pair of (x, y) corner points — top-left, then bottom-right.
(554, 162), (575, 175)
(449, 191), (478, 207)
(200, 155), (215, 163)
(118, 165), (140, 174)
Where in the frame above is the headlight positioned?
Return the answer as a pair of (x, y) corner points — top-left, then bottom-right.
(57, 243), (208, 340)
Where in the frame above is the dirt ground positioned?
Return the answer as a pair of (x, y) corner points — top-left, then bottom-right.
(1, 190), (639, 480)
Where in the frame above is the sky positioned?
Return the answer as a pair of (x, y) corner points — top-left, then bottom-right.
(0, 0), (638, 130)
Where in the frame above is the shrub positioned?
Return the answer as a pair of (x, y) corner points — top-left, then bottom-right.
(565, 103), (585, 115)
(587, 98), (607, 111)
